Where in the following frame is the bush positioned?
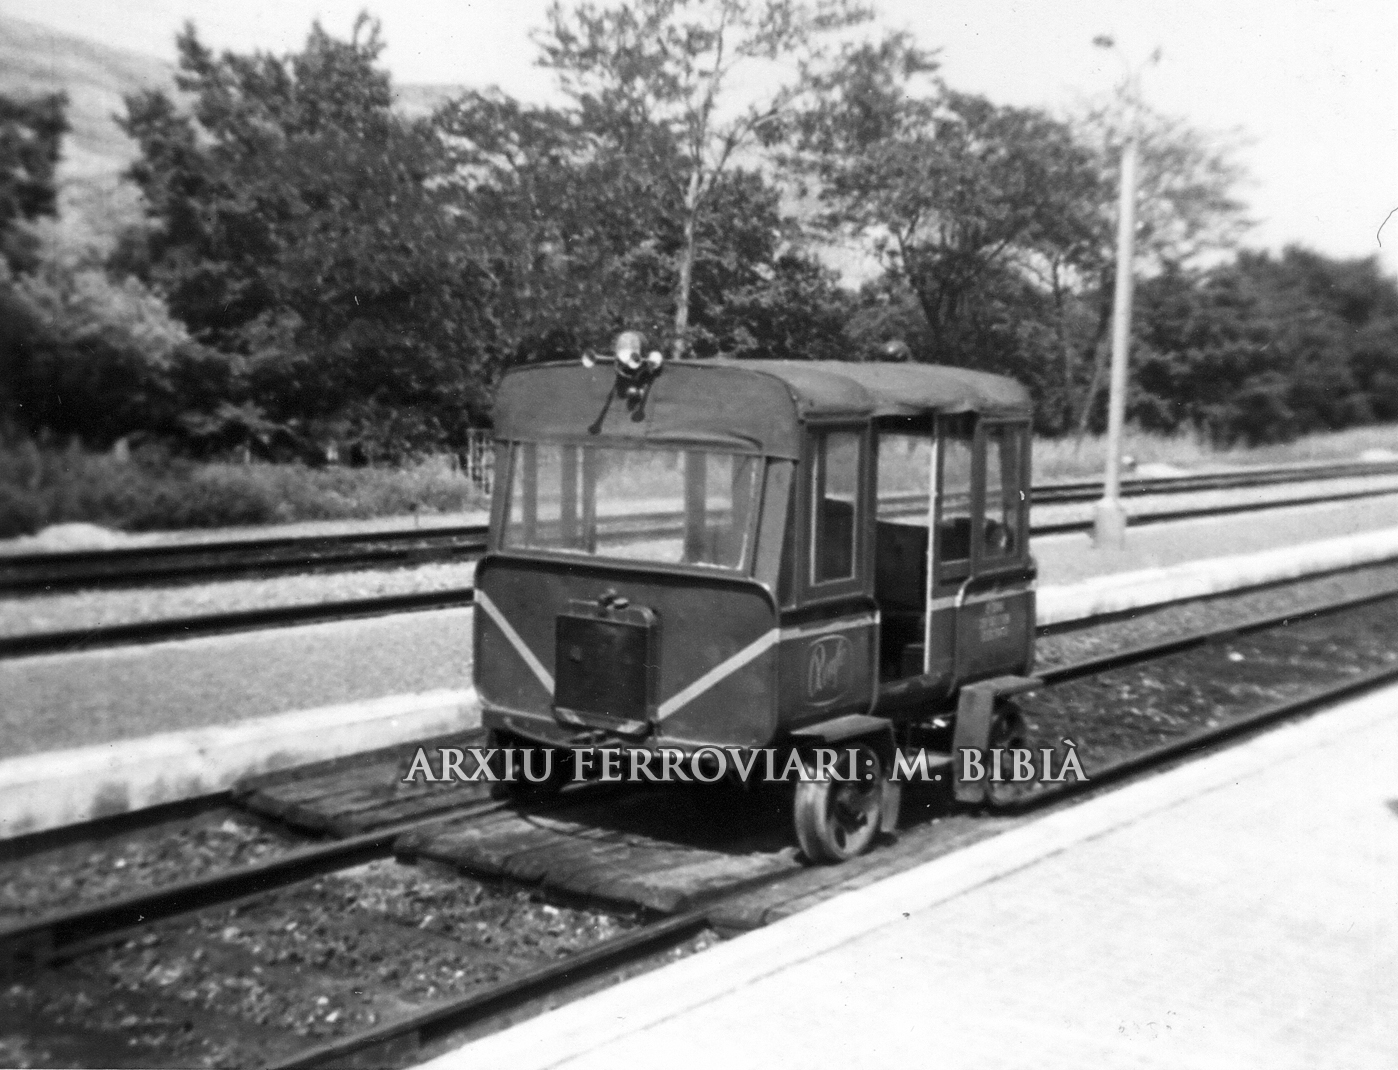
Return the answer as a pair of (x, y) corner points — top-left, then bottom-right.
(0, 483), (43, 538)
(1032, 422), (1398, 483)
(0, 440), (489, 536)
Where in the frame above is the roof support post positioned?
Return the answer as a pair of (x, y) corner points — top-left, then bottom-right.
(922, 428), (941, 674)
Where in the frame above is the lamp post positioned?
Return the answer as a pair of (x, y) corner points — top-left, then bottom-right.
(1091, 38), (1157, 549)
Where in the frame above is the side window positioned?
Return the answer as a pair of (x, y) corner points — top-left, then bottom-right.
(938, 418), (974, 569)
(982, 423), (1026, 561)
(811, 429), (860, 583)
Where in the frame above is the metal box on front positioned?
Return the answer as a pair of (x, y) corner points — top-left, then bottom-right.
(553, 600), (659, 734)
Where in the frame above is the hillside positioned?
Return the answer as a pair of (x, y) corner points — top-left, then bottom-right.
(0, 13), (469, 253)
(0, 13), (170, 178)
(0, 13), (171, 251)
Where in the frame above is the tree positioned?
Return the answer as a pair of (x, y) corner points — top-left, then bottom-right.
(793, 36), (1254, 432)
(0, 91), (67, 273)
(535, 0), (870, 356)
(118, 18), (495, 448)
(435, 89), (681, 361)
(1132, 247), (1398, 444)
(436, 84), (851, 363)
(1064, 100), (1252, 433)
(793, 35), (1103, 371)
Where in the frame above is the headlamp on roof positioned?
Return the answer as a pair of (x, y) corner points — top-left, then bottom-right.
(614, 331), (662, 374)
(600, 330), (664, 409)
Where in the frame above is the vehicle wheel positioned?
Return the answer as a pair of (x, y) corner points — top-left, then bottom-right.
(983, 702), (1036, 809)
(793, 742), (885, 863)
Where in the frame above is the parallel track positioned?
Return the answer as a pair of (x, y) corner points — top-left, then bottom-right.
(7, 475), (1398, 660)
(5, 585), (1396, 1032)
(0, 799), (505, 976)
(0, 586), (477, 659)
(5, 457), (1397, 595)
(269, 599), (1398, 1069)
(0, 525), (489, 594)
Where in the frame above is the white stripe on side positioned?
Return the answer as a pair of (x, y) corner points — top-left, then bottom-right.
(656, 629), (780, 721)
(928, 584), (1037, 613)
(658, 612), (880, 722)
(778, 612), (880, 642)
(474, 589), (555, 694)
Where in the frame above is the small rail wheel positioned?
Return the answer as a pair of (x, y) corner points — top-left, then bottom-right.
(983, 702), (1035, 809)
(793, 742), (885, 864)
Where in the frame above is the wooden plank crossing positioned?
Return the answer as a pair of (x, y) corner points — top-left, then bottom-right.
(232, 730), (492, 836)
(396, 784), (804, 914)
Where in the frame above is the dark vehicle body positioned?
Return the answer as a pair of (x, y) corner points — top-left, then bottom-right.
(474, 358), (1037, 857)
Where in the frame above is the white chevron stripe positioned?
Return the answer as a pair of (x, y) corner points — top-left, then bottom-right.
(475, 589), (555, 693)
(778, 612), (879, 642)
(657, 629), (779, 721)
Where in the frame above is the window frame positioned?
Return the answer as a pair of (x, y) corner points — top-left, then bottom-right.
(799, 422), (870, 604)
(971, 418), (1032, 574)
(934, 415), (976, 585)
(495, 437), (766, 578)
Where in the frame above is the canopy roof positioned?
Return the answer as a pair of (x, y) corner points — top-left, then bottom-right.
(494, 359), (1031, 458)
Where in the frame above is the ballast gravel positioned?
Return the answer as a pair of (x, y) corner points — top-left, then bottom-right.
(1, 858), (636, 1068)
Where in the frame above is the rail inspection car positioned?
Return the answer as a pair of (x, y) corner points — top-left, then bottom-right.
(474, 341), (1040, 862)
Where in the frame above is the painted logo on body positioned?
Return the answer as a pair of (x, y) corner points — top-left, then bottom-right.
(806, 634), (852, 705)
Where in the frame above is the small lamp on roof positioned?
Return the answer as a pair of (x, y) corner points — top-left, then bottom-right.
(880, 339), (912, 362)
(614, 331), (663, 374)
(604, 330), (665, 409)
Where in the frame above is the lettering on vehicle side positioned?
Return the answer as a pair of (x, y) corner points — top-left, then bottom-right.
(805, 634), (852, 705)
(977, 598), (1012, 644)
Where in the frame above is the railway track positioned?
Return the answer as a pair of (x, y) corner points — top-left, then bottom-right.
(5, 456), (1398, 597)
(270, 625), (1398, 1070)
(5, 583), (1398, 1067)
(7, 470), (1398, 660)
(0, 586), (477, 659)
(0, 525), (490, 595)
(0, 799), (505, 978)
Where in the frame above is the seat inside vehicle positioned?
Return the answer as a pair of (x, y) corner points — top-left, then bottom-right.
(875, 521), (926, 677)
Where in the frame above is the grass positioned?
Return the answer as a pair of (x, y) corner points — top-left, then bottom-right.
(880, 423), (1398, 494)
(4, 421), (1397, 540)
(0, 442), (489, 539)
(1034, 425), (1398, 483)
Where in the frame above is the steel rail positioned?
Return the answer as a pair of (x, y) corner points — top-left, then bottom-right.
(1033, 455), (1398, 500)
(0, 777), (642, 978)
(10, 481), (1398, 661)
(1037, 584), (1398, 686)
(6, 587), (1393, 977)
(0, 793), (234, 866)
(1027, 484), (1398, 537)
(6, 457), (1398, 595)
(0, 586), (477, 659)
(0, 526), (490, 594)
(1005, 650), (1398, 813)
(266, 909), (714, 1070)
(3, 588), (1395, 1063)
(265, 611), (1398, 1070)
(0, 798), (506, 978)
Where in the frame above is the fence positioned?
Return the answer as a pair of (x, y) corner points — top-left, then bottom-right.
(462, 429), (495, 495)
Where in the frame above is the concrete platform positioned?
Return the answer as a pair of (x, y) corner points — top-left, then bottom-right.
(427, 681), (1398, 1070)
(5, 521), (1398, 839)
(1032, 491), (1398, 586)
(0, 689), (479, 839)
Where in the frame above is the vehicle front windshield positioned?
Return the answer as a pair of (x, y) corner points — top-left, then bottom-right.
(502, 442), (761, 572)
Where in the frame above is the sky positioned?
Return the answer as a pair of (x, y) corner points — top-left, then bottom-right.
(3, 0), (1395, 275)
